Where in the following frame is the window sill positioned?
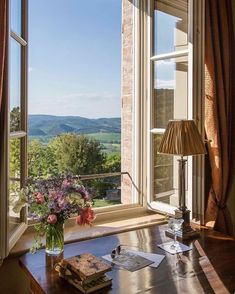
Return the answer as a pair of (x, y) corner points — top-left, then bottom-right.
(9, 209), (166, 258)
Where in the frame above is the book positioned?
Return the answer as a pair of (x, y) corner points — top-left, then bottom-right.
(110, 250), (154, 272)
(55, 261), (112, 294)
(59, 272), (112, 294)
(60, 253), (112, 284)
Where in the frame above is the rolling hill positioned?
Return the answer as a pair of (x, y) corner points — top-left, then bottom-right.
(28, 115), (121, 137)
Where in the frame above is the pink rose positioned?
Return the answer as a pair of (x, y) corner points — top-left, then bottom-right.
(35, 193), (45, 204)
(76, 207), (95, 226)
(47, 214), (57, 225)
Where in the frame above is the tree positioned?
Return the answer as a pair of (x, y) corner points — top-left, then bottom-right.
(89, 154), (121, 198)
(49, 134), (106, 175)
(104, 154), (121, 173)
(10, 106), (20, 132)
(10, 139), (21, 178)
(28, 140), (58, 178)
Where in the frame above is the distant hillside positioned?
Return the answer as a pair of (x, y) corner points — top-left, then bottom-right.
(28, 115), (121, 137)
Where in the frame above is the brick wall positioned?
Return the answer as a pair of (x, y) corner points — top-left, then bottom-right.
(121, 0), (134, 204)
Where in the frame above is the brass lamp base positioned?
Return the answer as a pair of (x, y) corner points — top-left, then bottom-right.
(165, 208), (200, 240)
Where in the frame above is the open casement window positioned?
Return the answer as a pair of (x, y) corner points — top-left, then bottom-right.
(26, 0), (140, 220)
(147, 0), (205, 220)
(8, 0), (28, 255)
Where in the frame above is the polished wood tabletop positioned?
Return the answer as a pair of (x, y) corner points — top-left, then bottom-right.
(19, 224), (235, 294)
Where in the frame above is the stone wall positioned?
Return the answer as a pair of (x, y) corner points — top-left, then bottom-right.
(121, 0), (134, 204)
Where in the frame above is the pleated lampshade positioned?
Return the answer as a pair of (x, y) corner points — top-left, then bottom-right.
(158, 120), (206, 156)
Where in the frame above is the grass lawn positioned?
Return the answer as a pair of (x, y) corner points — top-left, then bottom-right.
(86, 133), (120, 143)
(92, 198), (121, 208)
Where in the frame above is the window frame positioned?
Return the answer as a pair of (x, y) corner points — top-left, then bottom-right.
(1, 0), (150, 258)
(150, 0), (191, 212)
(8, 0), (28, 252)
(0, 0), (206, 258)
(24, 0), (146, 226)
(144, 0), (205, 222)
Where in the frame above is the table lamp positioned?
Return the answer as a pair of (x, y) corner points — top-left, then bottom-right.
(158, 119), (206, 239)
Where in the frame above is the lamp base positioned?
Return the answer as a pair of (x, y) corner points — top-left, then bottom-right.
(165, 227), (200, 240)
(165, 208), (200, 240)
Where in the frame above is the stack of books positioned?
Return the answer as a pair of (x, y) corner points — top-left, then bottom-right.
(55, 253), (112, 293)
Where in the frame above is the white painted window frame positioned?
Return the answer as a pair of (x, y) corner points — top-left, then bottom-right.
(144, 0), (205, 222)
(22, 0), (147, 228)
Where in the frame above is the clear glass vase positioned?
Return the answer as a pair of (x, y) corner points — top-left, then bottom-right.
(45, 221), (64, 255)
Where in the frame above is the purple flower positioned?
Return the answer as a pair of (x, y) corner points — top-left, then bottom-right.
(58, 196), (66, 207)
(76, 186), (89, 200)
(48, 191), (58, 200)
(62, 179), (71, 188)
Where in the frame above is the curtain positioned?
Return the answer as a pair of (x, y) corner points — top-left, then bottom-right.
(205, 0), (235, 235)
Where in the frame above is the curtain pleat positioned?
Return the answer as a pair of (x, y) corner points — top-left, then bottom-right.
(205, 0), (235, 235)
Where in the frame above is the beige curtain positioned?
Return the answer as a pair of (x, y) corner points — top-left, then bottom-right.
(205, 0), (235, 235)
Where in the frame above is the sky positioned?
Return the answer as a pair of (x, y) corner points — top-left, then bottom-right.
(28, 0), (122, 118)
(27, 1), (184, 118)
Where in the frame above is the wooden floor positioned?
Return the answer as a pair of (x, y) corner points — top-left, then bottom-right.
(19, 224), (235, 294)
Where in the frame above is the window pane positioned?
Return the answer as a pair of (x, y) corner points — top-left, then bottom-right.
(9, 138), (22, 235)
(10, 38), (21, 132)
(27, 1), (135, 208)
(153, 56), (188, 128)
(11, 0), (22, 36)
(153, 133), (189, 207)
(82, 175), (122, 208)
(154, 0), (188, 55)
(153, 134), (176, 204)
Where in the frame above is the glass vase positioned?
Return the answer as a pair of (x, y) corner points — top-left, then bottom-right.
(45, 221), (64, 255)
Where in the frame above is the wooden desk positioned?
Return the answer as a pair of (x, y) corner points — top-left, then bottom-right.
(19, 224), (235, 294)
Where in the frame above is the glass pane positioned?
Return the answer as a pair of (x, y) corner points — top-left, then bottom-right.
(11, 0), (22, 36)
(153, 134), (189, 206)
(27, 1), (137, 207)
(10, 38), (21, 132)
(153, 134), (176, 204)
(153, 56), (188, 128)
(83, 175), (122, 208)
(154, 0), (188, 55)
(9, 138), (22, 235)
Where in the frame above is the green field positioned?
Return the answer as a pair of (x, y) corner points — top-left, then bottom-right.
(86, 132), (120, 143)
(92, 199), (121, 207)
(29, 133), (121, 155)
(102, 143), (120, 154)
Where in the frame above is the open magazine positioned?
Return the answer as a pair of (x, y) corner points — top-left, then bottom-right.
(109, 250), (154, 272)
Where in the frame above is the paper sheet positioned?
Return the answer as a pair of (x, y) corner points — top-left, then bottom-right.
(102, 249), (165, 268)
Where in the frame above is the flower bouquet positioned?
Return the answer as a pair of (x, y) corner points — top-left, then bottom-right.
(13, 176), (95, 255)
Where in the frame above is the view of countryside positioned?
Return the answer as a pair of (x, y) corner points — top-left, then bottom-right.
(10, 1), (177, 210)
(10, 0), (123, 209)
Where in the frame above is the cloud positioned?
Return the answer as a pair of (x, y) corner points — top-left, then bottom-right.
(156, 60), (175, 66)
(28, 91), (121, 118)
(28, 67), (35, 73)
(154, 79), (175, 89)
(60, 92), (118, 100)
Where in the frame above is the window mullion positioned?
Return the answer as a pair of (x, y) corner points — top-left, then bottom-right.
(10, 131), (26, 138)
(10, 31), (27, 46)
(151, 49), (189, 61)
(150, 128), (165, 134)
